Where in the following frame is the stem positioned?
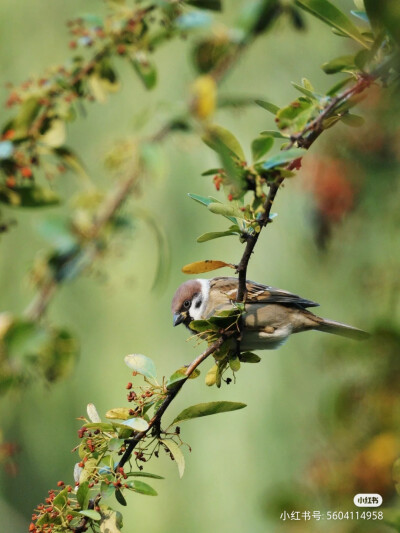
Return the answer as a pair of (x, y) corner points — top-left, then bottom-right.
(235, 73), (375, 303)
(116, 335), (227, 471)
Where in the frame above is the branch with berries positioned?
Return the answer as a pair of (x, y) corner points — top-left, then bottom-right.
(28, 1), (400, 531)
(1, 0), (294, 403)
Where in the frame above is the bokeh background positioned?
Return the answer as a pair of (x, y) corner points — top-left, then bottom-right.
(1, 1), (400, 531)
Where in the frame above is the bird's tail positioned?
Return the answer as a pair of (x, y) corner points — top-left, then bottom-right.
(317, 318), (370, 340)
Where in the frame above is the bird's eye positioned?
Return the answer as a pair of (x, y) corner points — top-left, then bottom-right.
(183, 300), (191, 309)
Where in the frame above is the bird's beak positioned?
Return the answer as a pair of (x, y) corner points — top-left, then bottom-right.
(173, 312), (185, 327)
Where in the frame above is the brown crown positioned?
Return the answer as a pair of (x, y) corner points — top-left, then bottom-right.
(171, 279), (202, 313)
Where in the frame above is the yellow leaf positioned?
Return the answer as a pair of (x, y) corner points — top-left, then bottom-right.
(105, 408), (131, 420)
(181, 260), (234, 274)
(39, 120), (66, 147)
(191, 75), (217, 120)
(205, 365), (218, 386)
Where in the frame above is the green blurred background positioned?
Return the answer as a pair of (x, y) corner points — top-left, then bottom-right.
(1, 1), (399, 531)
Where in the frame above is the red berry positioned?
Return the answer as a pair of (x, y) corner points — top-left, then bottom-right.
(57, 481), (64, 487)
(20, 167), (32, 178)
(2, 129), (15, 140)
(6, 176), (16, 188)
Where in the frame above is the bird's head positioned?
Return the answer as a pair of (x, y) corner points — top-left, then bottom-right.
(171, 279), (209, 327)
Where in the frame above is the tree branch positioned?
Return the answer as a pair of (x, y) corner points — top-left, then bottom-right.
(72, 335), (228, 533)
(235, 73), (375, 303)
(23, 18), (259, 324)
(116, 335), (227, 471)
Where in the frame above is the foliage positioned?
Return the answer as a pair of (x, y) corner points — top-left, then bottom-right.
(0, 0), (399, 531)
(30, 357), (245, 532)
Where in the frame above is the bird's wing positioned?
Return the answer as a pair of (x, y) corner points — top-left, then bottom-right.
(210, 277), (319, 308)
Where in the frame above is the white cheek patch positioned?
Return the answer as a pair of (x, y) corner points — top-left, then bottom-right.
(189, 279), (210, 320)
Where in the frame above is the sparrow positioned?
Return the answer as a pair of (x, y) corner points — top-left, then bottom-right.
(171, 277), (369, 350)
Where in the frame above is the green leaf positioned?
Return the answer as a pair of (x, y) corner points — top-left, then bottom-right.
(127, 480), (158, 496)
(53, 487), (68, 509)
(364, 0), (400, 46)
(188, 193), (215, 207)
(201, 168), (222, 176)
(124, 353), (156, 380)
(127, 471), (164, 479)
(239, 351), (261, 363)
(3, 320), (47, 359)
(185, 0), (222, 11)
(0, 185), (60, 208)
(321, 55), (356, 74)
(251, 135), (274, 162)
(340, 113), (365, 127)
(229, 356), (241, 372)
(291, 82), (319, 100)
(276, 99), (315, 134)
(202, 124), (245, 161)
(11, 96), (41, 139)
(160, 439), (185, 478)
(108, 438), (125, 451)
(101, 481), (115, 500)
(363, 0), (384, 34)
(295, 0), (369, 47)
(76, 481), (89, 508)
(115, 489), (127, 506)
(167, 367), (200, 389)
(43, 328), (79, 383)
(354, 48), (370, 70)
(260, 130), (288, 139)
(85, 422), (115, 432)
(189, 319), (219, 333)
(207, 203), (243, 218)
(171, 401), (247, 425)
(188, 194), (238, 223)
(197, 230), (240, 242)
(121, 417), (149, 432)
(131, 55), (157, 90)
(240, 0), (281, 35)
(262, 147), (306, 169)
(79, 510), (102, 521)
(255, 99), (279, 114)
